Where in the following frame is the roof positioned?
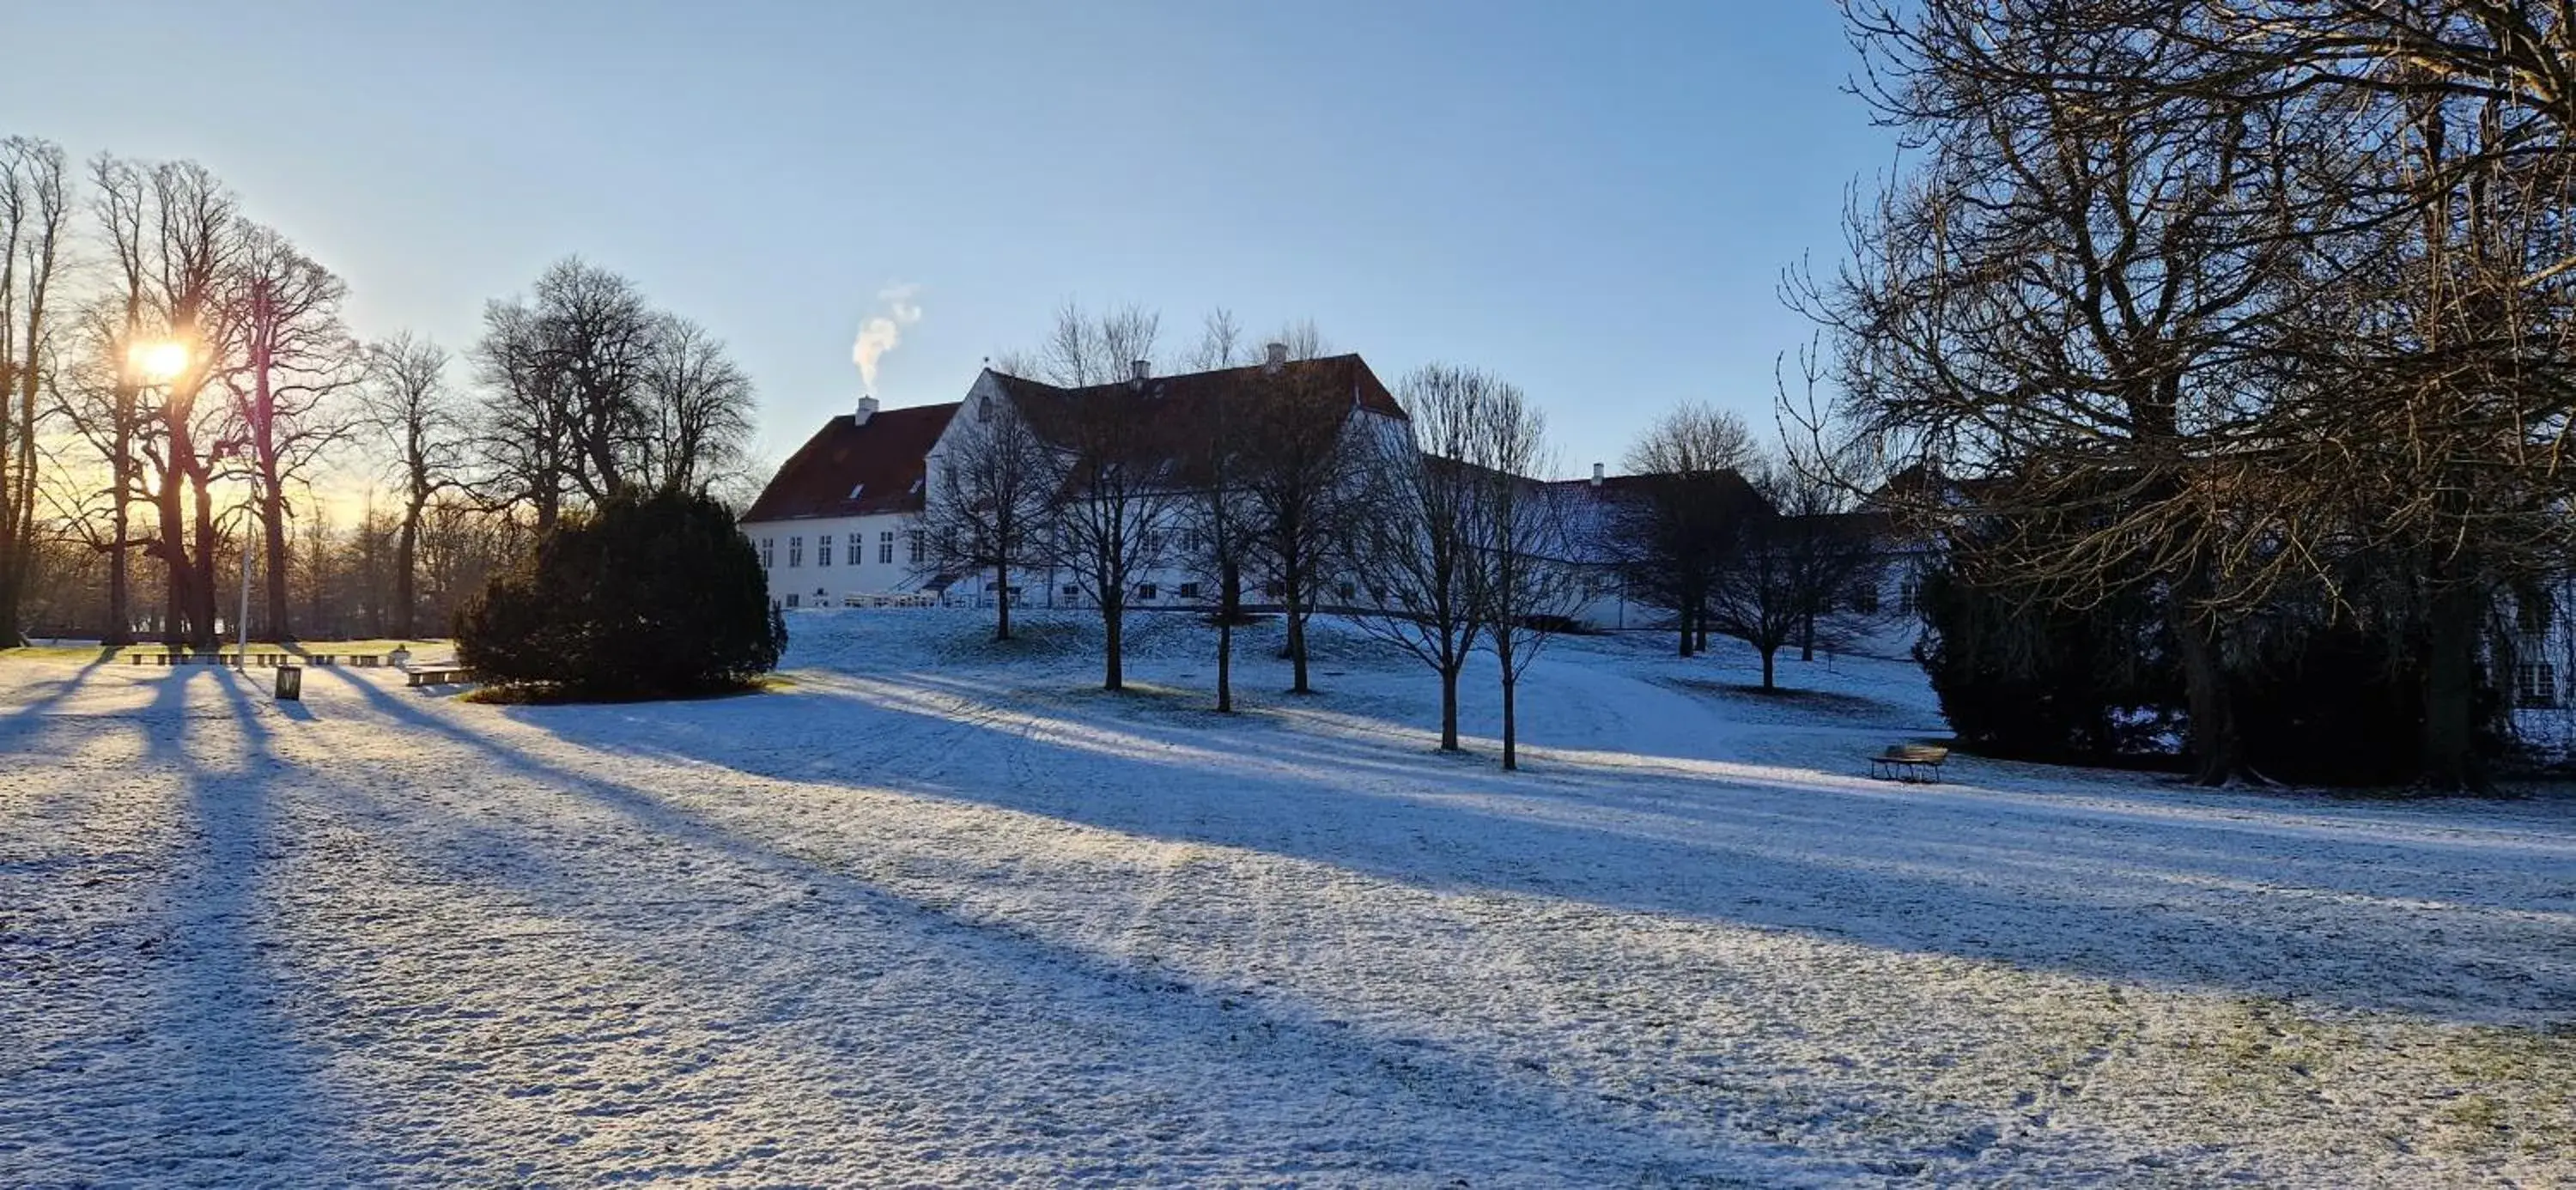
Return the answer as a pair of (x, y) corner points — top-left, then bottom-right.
(1546, 469), (1767, 513)
(738, 401), (961, 524)
(990, 353), (1406, 434)
(982, 354), (1406, 493)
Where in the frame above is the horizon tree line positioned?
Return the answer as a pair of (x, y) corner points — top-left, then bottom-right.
(0, 137), (758, 647)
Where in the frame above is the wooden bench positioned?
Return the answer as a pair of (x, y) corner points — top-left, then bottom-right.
(1868, 744), (1951, 784)
(405, 667), (476, 689)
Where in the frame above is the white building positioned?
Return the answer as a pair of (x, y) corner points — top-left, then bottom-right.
(916, 348), (1415, 612)
(737, 396), (958, 609)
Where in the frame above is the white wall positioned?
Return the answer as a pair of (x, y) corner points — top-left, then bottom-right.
(741, 512), (927, 608)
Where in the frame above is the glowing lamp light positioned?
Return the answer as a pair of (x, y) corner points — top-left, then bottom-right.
(128, 340), (191, 384)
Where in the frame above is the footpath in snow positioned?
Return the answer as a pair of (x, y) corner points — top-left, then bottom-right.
(2, 609), (2571, 1187)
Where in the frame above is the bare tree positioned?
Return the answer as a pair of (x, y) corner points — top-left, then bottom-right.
(1013, 301), (1174, 689)
(0, 137), (70, 647)
(1612, 404), (1762, 657)
(1237, 331), (1374, 694)
(1346, 365), (1499, 750)
(88, 157), (241, 647)
(636, 315), (756, 497)
(1703, 455), (1887, 690)
(1181, 308), (1254, 711)
(221, 222), (358, 639)
(916, 380), (1060, 641)
(1805, 3), (2337, 785)
(471, 258), (660, 528)
(1467, 384), (1584, 772)
(363, 333), (465, 639)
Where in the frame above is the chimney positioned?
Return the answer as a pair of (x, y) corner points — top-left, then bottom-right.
(1131, 359), (1151, 382)
(1590, 462), (1605, 487)
(855, 394), (879, 425)
(1264, 342), (1289, 370)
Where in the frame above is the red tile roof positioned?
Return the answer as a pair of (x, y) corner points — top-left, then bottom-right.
(739, 401), (961, 523)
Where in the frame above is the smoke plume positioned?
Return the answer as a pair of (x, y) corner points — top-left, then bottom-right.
(852, 282), (923, 394)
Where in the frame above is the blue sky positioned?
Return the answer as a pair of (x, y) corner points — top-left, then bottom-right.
(4, 0), (1893, 479)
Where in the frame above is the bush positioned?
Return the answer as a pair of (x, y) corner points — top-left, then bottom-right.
(456, 489), (783, 698)
(1913, 560), (2181, 764)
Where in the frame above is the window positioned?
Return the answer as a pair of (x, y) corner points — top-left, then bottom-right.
(786, 593), (800, 608)
(2518, 662), (2559, 707)
(789, 537), (804, 568)
(1177, 581), (1201, 600)
(1137, 583), (1157, 601)
(1336, 581), (1357, 602)
(817, 534), (834, 568)
(976, 395), (993, 422)
(760, 537), (775, 568)
(879, 531), (896, 564)
(1851, 583), (1880, 615)
(908, 530), (925, 563)
(1063, 584), (1081, 598)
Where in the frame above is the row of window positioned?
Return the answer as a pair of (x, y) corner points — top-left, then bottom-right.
(757, 531), (925, 569)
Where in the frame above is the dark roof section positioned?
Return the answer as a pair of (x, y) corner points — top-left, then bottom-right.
(739, 402), (961, 524)
(1545, 469), (1767, 513)
(988, 353), (1408, 433)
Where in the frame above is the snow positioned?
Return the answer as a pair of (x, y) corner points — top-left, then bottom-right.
(3, 609), (2572, 1186)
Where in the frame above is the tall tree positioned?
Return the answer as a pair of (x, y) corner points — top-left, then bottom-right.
(636, 314), (756, 497)
(916, 379), (1060, 642)
(1808, 2), (2332, 785)
(1612, 404), (1760, 657)
(363, 333), (465, 639)
(1702, 455), (1887, 690)
(1237, 330), (1374, 695)
(222, 222), (357, 639)
(1347, 365), (1500, 750)
(0, 137), (70, 647)
(91, 158), (240, 647)
(1182, 309), (1255, 712)
(1022, 302), (1171, 690)
(1467, 382), (1583, 771)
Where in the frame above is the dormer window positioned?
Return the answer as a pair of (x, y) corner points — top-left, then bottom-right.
(848, 483), (865, 500)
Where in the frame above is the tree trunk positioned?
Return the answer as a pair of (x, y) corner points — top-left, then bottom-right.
(995, 559), (1012, 641)
(1677, 601), (1694, 657)
(105, 515), (132, 647)
(1439, 666), (1461, 751)
(2421, 576), (2487, 792)
(262, 482), (290, 641)
(1215, 559), (1238, 713)
(1103, 592), (1123, 691)
(261, 487), (289, 636)
(1501, 671), (1520, 771)
(188, 468), (220, 647)
(156, 473), (188, 647)
(1286, 574), (1312, 694)
(1216, 616), (1234, 713)
(394, 507), (421, 640)
(2169, 602), (2239, 786)
(1800, 610), (1815, 662)
(1760, 646), (1777, 690)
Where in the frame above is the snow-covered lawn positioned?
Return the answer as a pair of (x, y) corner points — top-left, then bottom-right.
(3, 610), (2570, 1187)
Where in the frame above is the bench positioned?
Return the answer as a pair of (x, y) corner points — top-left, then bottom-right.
(1868, 744), (1951, 783)
(405, 667), (476, 689)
